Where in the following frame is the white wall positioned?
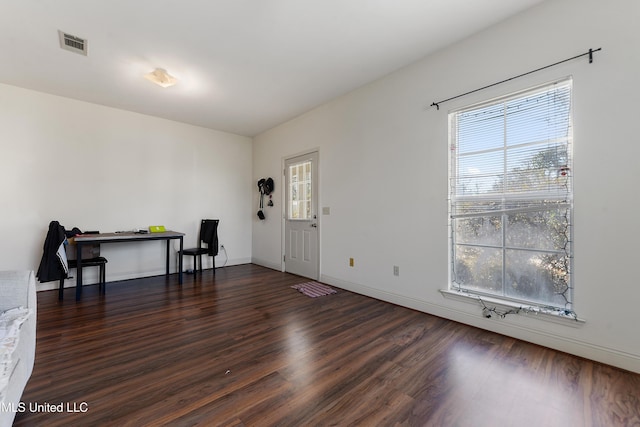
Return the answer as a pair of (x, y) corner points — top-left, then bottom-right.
(0, 83), (253, 289)
(252, 0), (640, 373)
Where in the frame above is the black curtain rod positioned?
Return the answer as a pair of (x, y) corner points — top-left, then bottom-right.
(430, 47), (602, 110)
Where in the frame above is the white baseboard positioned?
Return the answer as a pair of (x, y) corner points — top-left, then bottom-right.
(320, 274), (640, 374)
(220, 257), (252, 268)
(251, 257), (282, 272)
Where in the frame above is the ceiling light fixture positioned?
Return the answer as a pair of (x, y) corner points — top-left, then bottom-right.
(144, 68), (178, 88)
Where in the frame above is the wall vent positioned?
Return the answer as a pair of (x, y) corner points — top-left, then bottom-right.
(58, 30), (88, 55)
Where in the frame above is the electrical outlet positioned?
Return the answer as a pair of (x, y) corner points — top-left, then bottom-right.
(349, 257), (354, 267)
(393, 265), (400, 276)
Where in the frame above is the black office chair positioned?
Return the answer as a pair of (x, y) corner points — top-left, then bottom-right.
(181, 219), (219, 275)
(59, 230), (108, 300)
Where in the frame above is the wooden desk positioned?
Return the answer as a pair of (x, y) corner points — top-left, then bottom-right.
(73, 231), (184, 300)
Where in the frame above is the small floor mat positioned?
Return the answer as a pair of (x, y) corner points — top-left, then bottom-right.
(291, 281), (337, 298)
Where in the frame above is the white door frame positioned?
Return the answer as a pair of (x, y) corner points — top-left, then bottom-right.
(282, 150), (319, 280)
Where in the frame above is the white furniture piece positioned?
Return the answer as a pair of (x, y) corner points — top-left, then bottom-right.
(0, 271), (37, 427)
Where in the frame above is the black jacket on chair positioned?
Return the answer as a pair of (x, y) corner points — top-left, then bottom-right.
(36, 221), (68, 283)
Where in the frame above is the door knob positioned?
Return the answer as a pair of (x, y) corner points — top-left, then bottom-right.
(310, 223), (317, 228)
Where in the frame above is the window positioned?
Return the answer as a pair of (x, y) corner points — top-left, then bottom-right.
(288, 159), (313, 220)
(449, 78), (573, 310)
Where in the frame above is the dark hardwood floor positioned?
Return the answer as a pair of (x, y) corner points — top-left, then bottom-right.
(13, 264), (640, 426)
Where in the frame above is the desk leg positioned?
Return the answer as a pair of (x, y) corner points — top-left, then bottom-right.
(178, 237), (183, 285)
(165, 239), (170, 276)
(76, 243), (83, 301)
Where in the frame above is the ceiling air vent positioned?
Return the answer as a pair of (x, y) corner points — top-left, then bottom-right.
(58, 30), (88, 55)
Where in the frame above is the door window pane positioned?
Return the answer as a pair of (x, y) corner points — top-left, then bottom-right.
(288, 160), (312, 219)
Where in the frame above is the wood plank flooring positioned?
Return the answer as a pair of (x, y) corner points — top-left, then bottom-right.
(13, 264), (640, 426)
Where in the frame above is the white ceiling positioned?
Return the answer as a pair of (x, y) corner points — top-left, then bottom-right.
(0, 0), (543, 137)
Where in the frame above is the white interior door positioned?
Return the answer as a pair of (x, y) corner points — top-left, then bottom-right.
(284, 151), (319, 280)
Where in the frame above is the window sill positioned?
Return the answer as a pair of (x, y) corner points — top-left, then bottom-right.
(440, 289), (586, 327)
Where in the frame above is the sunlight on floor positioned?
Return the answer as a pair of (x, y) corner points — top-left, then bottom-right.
(450, 343), (581, 426)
